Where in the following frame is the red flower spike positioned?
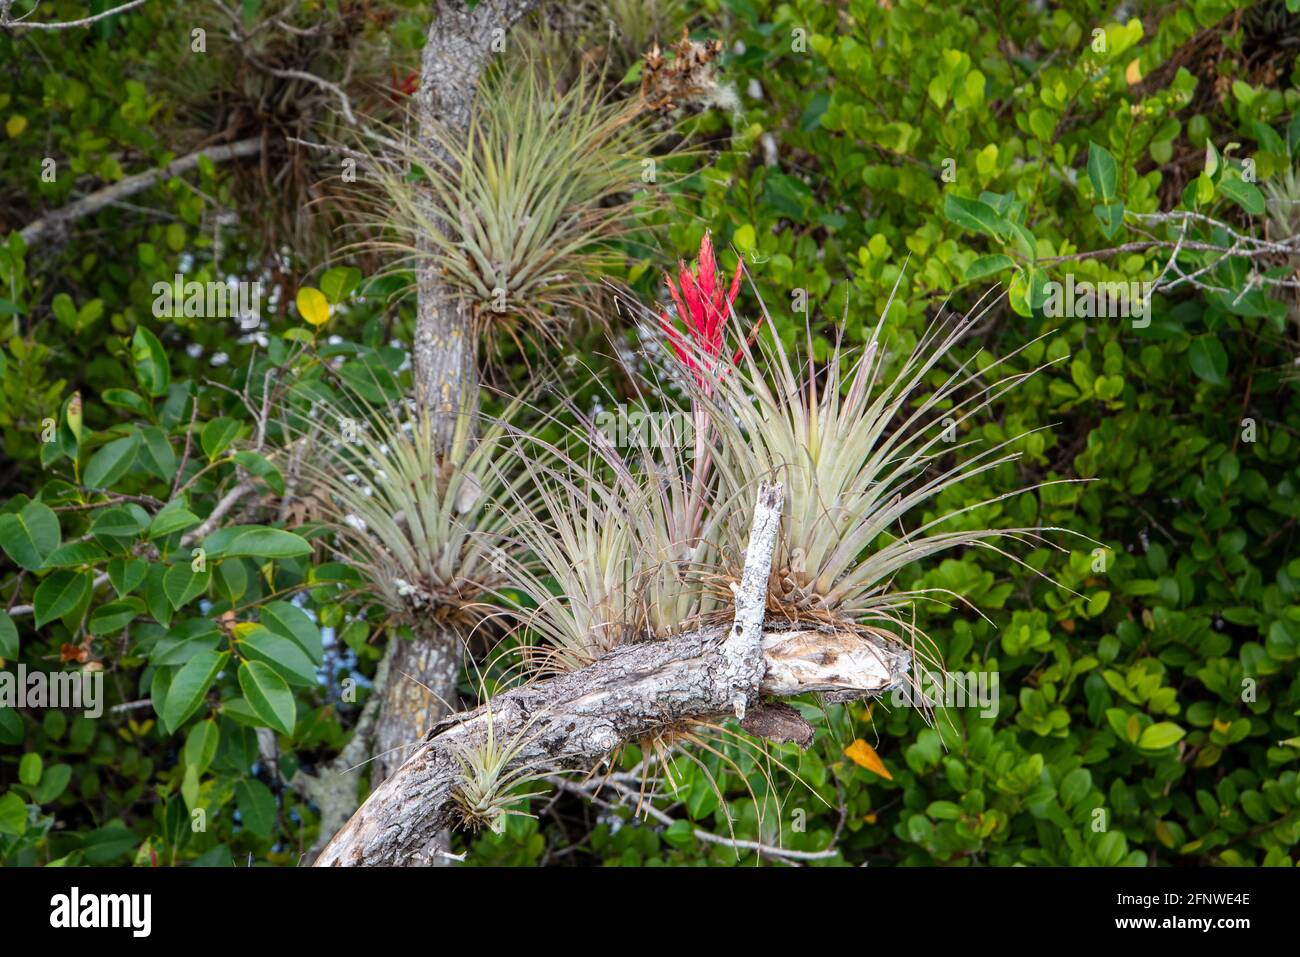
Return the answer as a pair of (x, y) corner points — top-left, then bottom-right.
(659, 233), (758, 388)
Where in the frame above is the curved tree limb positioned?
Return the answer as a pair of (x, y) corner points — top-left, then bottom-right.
(314, 621), (910, 866)
(316, 483), (909, 867)
(17, 137), (263, 246)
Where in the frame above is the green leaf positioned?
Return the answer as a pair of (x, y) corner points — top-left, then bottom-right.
(1138, 722), (1186, 751)
(235, 778), (277, 839)
(204, 526), (312, 561)
(88, 599), (143, 636)
(964, 254), (1015, 282)
(33, 570), (92, 629)
(1087, 142), (1118, 202)
(40, 540), (106, 569)
(0, 792), (27, 837)
(232, 451), (284, 495)
(0, 500), (61, 571)
(261, 600), (322, 664)
(107, 556), (148, 597)
(1092, 201), (1124, 239)
(201, 417), (240, 460)
(143, 564), (173, 627)
(90, 505), (145, 540)
(1217, 176), (1265, 216)
(149, 504), (200, 539)
(1188, 335), (1228, 385)
(943, 193), (1007, 238)
(238, 660), (296, 735)
(131, 326), (171, 397)
(102, 388), (151, 416)
(19, 751), (42, 786)
(162, 649), (228, 731)
(319, 266), (362, 304)
(163, 561), (211, 610)
(83, 432), (141, 489)
(32, 763), (71, 803)
(215, 559), (248, 604)
(0, 612), (17, 658)
(137, 426), (177, 479)
(184, 719), (220, 775)
(238, 625), (318, 686)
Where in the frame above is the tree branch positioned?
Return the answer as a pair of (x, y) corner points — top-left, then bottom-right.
(17, 137), (262, 246)
(315, 485), (907, 866)
(0, 0), (147, 30)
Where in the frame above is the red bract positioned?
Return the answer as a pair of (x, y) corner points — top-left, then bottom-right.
(659, 233), (756, 386)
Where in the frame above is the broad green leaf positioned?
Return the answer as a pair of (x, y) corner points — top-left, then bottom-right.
(32, 763), (71, 804)
(184, 719), (220, 775)
(40, 540), (106, 569)
(943, 193), (1006, 238)
(137, 426), (177, 479)
(0, 613), (17, 658)
(238, 660), (295, 735)
(204, 526), (312, 561)
(232, 451), (284, 495)
(262, 600), (322, 664)
(201, 417), (240, 460)
(215, 559), (248, 604)
(149, 504), (200, 539)
(1217, 176), (1265, 216)
(1138, 722), (1186, 750)
(90, 505), (145, 540)
(83, 432), (141, 488)
(319, 266), (362, 304)
(163, 561), (211, 610)
(33, 570), (92, 629)
(102, 388), (151, 416)
(1188, 335), (1227, 385)
(88, 599), (143, 636)
(162, 649), (228, 731)
(131, 326), (171, 397)
(19, 751), (42, 786)
(238, 625), (318, 686)
(0, 500), (61, 570)
(235, 778), (277, 838)
(964, 254), (1014, 282)
(0, 792), (26, 837)
(107, 556), (148, 597)
(1087, 142), (1118, 202)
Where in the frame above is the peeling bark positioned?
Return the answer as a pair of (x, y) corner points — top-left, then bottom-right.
(315, 622), (911, 866)
(317, 485), (906, 867)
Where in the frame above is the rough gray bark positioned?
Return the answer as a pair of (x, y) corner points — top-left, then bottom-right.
(411, 0), (538, 435)
(316, 484), (906, 867)
(352, 0), (538, 865)
(315, 622), (911, 866)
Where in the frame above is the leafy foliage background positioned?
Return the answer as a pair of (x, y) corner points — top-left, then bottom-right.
(1, 0), (1299, 866)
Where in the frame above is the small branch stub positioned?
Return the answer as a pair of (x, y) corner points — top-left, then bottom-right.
(720, 481), (784, 719)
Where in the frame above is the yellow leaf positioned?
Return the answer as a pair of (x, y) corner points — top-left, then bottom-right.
(1212, 718), (1231, 733)
(5, 115), (27, 138)
(1125, 58), (1142, 85)
(232, 622), (261, 639)
(296, 286), (330, 327)
(844, 738), (893, 780)
(864, 812), (878, 824)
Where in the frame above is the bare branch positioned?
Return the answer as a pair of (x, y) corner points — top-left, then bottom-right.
(18, 137), (263, 246)
(1, 0), (147, 30)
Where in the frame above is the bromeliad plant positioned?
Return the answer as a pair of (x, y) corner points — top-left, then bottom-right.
(287, 382), (534, 626)
(365, 60), (666, 342)
(497, 247), (1082, 686)
(701, 277), (1084, 657)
